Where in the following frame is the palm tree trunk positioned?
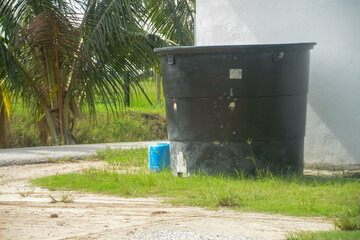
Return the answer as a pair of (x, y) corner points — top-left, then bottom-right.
(0, 95), (8, 149)
(124, 74), (130, 107)
(43, 106), (57, 145)
(156, 71), (161, 106)
(53, 16), (68, 144)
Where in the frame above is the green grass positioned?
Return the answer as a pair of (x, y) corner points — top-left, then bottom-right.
(32, 148), (360, 222)
(8, 103), (40, 147)
(74, 110), (166, 144)
(334, 205), (360, 231)
(90, 79), (166, 114)
(126, 80), (166, 114)
(287, 230), (360, 240)
(7, 79), (166, 147)
(95, 147), (148, 168)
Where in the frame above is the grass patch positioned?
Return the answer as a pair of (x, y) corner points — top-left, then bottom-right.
(74, 110), (166, 144)
(32, 148), (360, 221)
(125, 79), (165, 114)
(7, 79), (166, 148)
(7, 103), (40, 147)
(334, 205), (360, 231)
(287, 230), (360, 240)
(95, 147), (148, 169)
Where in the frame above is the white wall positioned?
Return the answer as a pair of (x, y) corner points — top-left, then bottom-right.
(196, 0), (360, 169)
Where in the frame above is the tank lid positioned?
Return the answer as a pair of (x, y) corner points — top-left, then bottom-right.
(155, 42), (316, 55)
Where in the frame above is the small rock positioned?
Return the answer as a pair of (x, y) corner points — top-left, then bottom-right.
(50, 213), (58, 218)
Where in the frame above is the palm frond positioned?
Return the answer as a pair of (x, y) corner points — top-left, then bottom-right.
(17, 10), (82, 106)
(74, 0), (163, 114)
(145, 0), (195, 46)
(0, 0), (196, 145)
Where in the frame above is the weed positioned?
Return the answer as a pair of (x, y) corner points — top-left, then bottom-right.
(334, 205), (360, 231)
(233, 168), (247, 180)
(315, 163), (320, 177)
(49, 195), (58, 203)
(214, 190), (243, 207)
(48, 156), (78, 163)
(245, 138), (277, 180)
(49, 193), (75, 203)
(18, 188), (35, 197)
(245, 138), (263, 179)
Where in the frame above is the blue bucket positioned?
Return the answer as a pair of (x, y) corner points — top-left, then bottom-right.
(149, 143), (170, 172)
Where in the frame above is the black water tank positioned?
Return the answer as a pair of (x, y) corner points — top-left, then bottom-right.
(155, 43), (316, 176)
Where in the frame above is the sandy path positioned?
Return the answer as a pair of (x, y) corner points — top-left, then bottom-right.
(0, 161), (334, 240)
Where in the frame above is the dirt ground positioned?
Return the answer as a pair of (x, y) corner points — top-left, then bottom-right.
(0, 161), (334, 240)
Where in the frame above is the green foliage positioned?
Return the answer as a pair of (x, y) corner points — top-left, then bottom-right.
(7, 79), (167, 148)
(335, 205), (360, 231)
(287, 231), (360, 240)
(75, 110), (166, 144)
(47, 156), (78, 163)
(7, 106), (166, 148)
(124, 80), (166, 114)
(212, 189), (243, 207)
(0, 0), (193, 146)
(145, 0), (195, 46)
(32, 148), (360, 219)
(73, 80), (167, 144)
(7, 103), (40, 147)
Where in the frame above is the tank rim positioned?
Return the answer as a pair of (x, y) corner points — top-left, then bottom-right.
(155, 42), (316, 55)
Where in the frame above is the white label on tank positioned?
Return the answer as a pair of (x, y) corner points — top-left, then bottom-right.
(229, 69), (242, 79)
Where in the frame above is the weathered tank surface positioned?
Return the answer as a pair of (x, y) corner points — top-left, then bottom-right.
(155, 43), (316, 176)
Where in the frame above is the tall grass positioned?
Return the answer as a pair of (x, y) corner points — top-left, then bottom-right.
(7, 79), (166, 148)
(75, 110), (166, 144)
(8, 103), (40, 147)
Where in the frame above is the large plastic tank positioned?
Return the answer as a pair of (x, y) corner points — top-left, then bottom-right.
(155, 43), (316, 176)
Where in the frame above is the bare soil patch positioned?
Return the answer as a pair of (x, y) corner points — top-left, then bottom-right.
(0, 161), (333, 240)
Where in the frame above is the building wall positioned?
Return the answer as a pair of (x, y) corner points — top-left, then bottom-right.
(196, 0), (360, 169)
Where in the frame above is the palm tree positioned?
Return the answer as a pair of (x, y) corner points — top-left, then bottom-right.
(0, 33), (13, 148)
(145, 0), (195, 46)
(0, 93), (10, 148)
(0, 0), (195, 147)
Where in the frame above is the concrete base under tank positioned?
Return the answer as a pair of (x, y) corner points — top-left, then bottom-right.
(170, 139), (304, 176)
